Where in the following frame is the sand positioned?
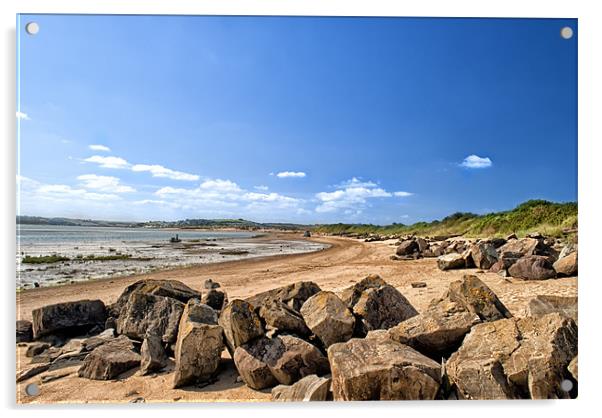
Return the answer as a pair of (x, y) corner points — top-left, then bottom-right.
(16, 234), (578, 404)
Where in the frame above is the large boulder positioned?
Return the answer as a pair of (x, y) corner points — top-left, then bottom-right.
(340, 274), (387, 308)
(558, 243), (577, 260)
(233, 335), (329, 389)
(526, 295), (577, 323)
(508, 255), (556, 280)
(140, 334), (168, 375)
(218, 299), (264, 354)
(352, 285), (418, 335)
(272, 374), (331, 401)
(116, 292), (184, 343)
(16, 320), (33, 343)
(328, 338), (441, 400)
(396, 240), (418, 256)
(489, 251), (523, 274)
(446, 313), (577, 399)
(437, 253), (465, 271)
(172, 299), (224, 388)
(78, 335), (141, 380)
(470, 242), (499, 269)
(553, 252), (578, 277)
(201, 288), (228, 311)
(300, 291), (355, 347)
(387, 275), (510, 358)
(112, 279), (201, 315)
(32, 299), (107, 339)
(258, 299), (310, 337)
(246, 281), (321, 312)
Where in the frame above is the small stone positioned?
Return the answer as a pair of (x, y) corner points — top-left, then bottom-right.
(411, 282), (427, 288)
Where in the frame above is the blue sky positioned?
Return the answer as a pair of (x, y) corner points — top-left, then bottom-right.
(17, 15), (577, 224)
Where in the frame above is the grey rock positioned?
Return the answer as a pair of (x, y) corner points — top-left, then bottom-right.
(527, 295), (577, 323)
(219, 299), (264, 354)
(553, 251), (578, 277)
(16, 320), (33, 343)
(272, 374), (331, 401)
(437, 253), (465, 271)
(140, 334), (168, 375)
(32, 299), (107, 339)
(78, 335), (141, 380)
(300, 291), (354, 347)
(258, 298), (310, 337)
(352, 284), (418, 334)
(246, 281), (321, 312)
(508, 255), (556, 280)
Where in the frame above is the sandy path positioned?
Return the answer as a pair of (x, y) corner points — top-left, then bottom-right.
(16, 235), (577, 404)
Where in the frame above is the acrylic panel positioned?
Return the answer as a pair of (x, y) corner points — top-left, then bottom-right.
(16, 14), (578, 403)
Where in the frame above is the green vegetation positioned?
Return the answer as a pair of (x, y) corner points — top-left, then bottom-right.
(22, 255), (70, 264)
(313, 200), (577, 238)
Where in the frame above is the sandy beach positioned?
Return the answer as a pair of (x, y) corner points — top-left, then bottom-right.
(16, 233), (577, 403)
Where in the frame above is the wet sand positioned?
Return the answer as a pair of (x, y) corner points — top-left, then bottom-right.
(16, 234), (577, 404)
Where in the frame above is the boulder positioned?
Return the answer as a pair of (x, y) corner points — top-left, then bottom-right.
(26, 342), (50, 357)
(416, 237), (429, 252)
(16, 320), (33, 343)
(508, 255), (556, 280)
(489, 251), (523, 274)
(218, 299), (264, 354)
(553, 251), (578, 277)
(246, 281), (321, 312)
(437, 253), (465, 271)
(264, 335), (330, 386)
(411, 282), (427, 288)
(300, 291), (354, 347)
(172, 299), (224, 388)
(203, 278), (221, 289)
(470, 242), (499, 269)
(16, 363), (51, 383)
(396, 240), (418, 256)
(558, 243), (577, 260)
(78, 335), (141, 380)
(498, 237), (557, 261)
(328, 338), (441, 400)
(140, 334), (168, 375)
(32, 299), (107, 339)
(201, 288), (228, 311)
(116, 292), (184, 343)
(443, 275), (512, 321)
(272, 374), (331, 401)
(506, 233), (518, 240)
(112, 279), (201, 315)
(446, 313), (577, 399)
(233, 336), (279, 390)
(352, 285), (418, 334)
(258, 298), (310, 337)
(488, 237), (507, 248)
(526, 295), (577, 323)
(340, 274), (387, 308)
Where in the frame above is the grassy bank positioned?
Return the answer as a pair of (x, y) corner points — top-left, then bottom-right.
(313, 200), (577, 238)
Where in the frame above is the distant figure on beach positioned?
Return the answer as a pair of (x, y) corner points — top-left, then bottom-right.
(170, 234), (181, 243)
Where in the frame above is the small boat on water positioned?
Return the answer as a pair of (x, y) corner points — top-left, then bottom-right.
(170, 234), (181, 243)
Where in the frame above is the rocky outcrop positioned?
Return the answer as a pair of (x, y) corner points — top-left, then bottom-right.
(300, 291), (354, 347)
(526, 295), (577, 323)
(508, 255), (556, 280)
(78, 335), (141, 380)
(443, 275), (512, 321)
(446, 313), (577, 399)
(116, 292), (184, 343)
(16, 320), (33, 343)
(258, 299), (310, 337)
(246, 281), (321, 312)
(396, 240), (419, 256)
(272, 374), (331, 401)
(352, 285), (418, 334)
(469, 242), (499, 269)
(112, 279), (201, 315)
(233, 336), (279, 390)
(140, 334), (167, 375)
(32, 299), (107, 339)
(553, 251), (578, 277)
(172, 299), (223, 388)
(219, 299), (264, 354)
(437, 253), (465, 271)
(201, 288), (228, 311)
(328, 338), (441, 400)
(340, 274), (387, 308)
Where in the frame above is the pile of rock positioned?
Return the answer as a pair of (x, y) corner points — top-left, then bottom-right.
(393, 233), (577, 280)
(16, 274), (578, 401)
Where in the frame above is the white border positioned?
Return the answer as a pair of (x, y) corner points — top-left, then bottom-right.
(2, 1), (601, 417)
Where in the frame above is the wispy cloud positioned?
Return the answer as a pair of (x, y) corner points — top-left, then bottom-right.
(131, 164), (199, 181)
(36, 184), (120, 201)
(77, 174), (136, 193)
(276, 171), (306, 178)
(89, 144), (111, 152)
(84, 155), (199, 181)
(315, 177), (411, 213)
(254, 185), (269, 191)
(460, 154), (492, 169)
(84, 155), (130, 169)
(16, 111), (30, 121)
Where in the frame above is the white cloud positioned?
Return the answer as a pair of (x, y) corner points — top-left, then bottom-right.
(460, 154), (493, 169)
(89, 144), (111, 152)
(393, 191), (413, 197)
(315, 178), (411, 213)
(36, 184), (120, 201)
(131, 164), (199, 181)
(16, 111), (30, 120)
(276, 171), (306, 178)
(77, 174), (136, 193)
(254, 185), (269, 191)
(84, 155), (130, 169)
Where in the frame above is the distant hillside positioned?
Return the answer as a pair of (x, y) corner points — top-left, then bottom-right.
(314, 200), (578, 238)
